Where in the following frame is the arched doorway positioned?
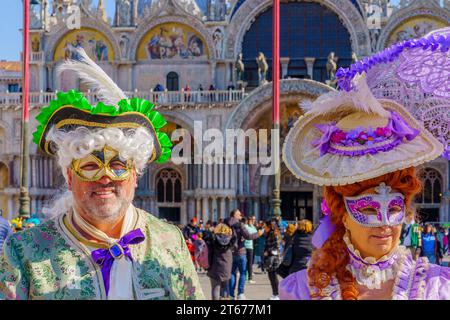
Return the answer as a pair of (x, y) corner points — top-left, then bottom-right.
(155, 168), (182, 223)
(241, 2), (353, 86)
(166, 71), (179, 91)
(0, 162), (9, 218)
(416, 168), (443, 222)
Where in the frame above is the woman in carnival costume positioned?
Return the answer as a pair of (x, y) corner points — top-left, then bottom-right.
(279, 27), (450, 300)
(0, 47), (204, 300)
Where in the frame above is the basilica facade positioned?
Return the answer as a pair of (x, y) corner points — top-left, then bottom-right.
(0, 0), (449, 224)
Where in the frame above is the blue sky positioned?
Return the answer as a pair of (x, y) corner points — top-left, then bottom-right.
(0, 0), (116, 61)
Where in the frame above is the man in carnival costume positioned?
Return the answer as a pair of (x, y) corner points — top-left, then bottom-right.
(0, 48), (204, 300)
(280, 27), (450, 300)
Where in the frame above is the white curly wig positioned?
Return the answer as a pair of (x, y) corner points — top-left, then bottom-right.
(42, 126), (154, 218)
(47, 125), (155, 181)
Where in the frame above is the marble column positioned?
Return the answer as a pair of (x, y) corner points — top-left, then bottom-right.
(208, 164), (213, 189)
(253, 198), (260, 221)
(202, 164), (207, 188)
(224, 163), (229, 189)
(220, 197), (226, 220)
(280, 57), (290, 79)
(202, 197), (209, 222)
(239, 164), (244, 195)
(196, 198), (201, 220)
(304, 57), (316, 80)
(212, 197), (218, 222)
(231, 164), (236, 190)
(46, 63), (54, 91)
(219, 164), (224, 189)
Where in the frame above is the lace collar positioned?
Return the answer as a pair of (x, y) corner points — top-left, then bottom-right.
(343, 233), (405, 289)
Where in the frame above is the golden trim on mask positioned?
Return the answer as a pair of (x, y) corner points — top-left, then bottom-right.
(71, 146), (134, 182)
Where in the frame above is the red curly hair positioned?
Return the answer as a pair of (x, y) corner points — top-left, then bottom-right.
(307, 167), (422, 300)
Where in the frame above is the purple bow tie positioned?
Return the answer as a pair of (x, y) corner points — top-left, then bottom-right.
(91, 228), (145, 296)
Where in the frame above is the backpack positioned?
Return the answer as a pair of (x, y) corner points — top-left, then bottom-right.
(194, 239), (210, 269)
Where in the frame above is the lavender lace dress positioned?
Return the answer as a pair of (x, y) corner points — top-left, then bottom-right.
(279, 245), (450, 300)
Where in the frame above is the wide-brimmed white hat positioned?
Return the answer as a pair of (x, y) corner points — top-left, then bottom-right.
(282, 75), (443, 186)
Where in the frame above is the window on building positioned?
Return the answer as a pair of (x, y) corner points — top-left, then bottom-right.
(8, 84), (19, 92)
(241, 2), (352, 86)
(166, 72), (179, 91)
(155, 169), (182, 203)
(417, 168), (443, 204)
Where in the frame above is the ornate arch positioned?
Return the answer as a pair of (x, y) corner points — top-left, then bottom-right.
(129, 15), (216, 61)
(376, 6), (450, 51)
(226, 79), (334, 130)
(225, 0), (371, 59)
(45, 18), (121, 62)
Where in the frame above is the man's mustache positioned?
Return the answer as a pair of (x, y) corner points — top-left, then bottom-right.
(88, 183), (121, 192)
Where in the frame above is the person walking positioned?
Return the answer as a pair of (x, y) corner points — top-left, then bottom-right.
(205, 223), (236, 300)
(263, 219), (282, 300)
(244, 216), (258, 284)
(226, 209), (263, 300)
(254, 221), (266, 274)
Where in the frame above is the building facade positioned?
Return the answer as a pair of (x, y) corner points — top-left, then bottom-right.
(0, 0), (449, 224)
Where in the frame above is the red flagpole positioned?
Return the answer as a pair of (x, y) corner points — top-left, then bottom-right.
(19, 0), (31, 218)
(22, 0), (29, 121)
(270, 0), (281, 217)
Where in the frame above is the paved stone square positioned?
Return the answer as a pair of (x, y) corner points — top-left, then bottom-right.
(198, 268), (275, 300)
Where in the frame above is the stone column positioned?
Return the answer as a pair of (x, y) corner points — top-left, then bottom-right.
(253, 198), (260, 221)
(239, 164), (244, 195)
(224, 163), (229, 189)
(202, 164), (207, 189)
(202, 197), (209, 222)
(280, 57), (290, 79)
(231, 164), (236, 190)
(212, 197), (218, 222)
(46, 63), (54, 91)
(208, 164), (213, 189)
(214, 164), (219, 189)
(219, 164), (224, 189)
(220, 197), (226, 220)
(304, 57), (316, 80)
(196, 198), (202, 220)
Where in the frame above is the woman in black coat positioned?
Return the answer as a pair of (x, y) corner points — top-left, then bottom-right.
(288, 219), (314, 275)
(204, 223), (236, 300)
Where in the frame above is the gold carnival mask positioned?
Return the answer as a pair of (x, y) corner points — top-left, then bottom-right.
(71, 146), (134, 182)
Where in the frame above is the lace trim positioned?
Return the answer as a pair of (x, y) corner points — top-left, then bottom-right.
(343, 233), (398, 265)
(343, 234), (412, 290)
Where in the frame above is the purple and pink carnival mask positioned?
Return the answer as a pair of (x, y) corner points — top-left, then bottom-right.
(344, 182), (405, 228)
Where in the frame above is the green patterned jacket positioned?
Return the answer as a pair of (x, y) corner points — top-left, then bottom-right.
(0, 208), (205, 300)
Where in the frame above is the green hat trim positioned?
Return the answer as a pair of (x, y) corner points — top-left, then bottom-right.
(32, 90), (172, 164)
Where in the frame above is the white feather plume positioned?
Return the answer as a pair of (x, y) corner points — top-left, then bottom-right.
(306, 74), (390, 117)
(56, 46), (127, 107)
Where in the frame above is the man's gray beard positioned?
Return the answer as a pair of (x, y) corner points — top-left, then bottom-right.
(75, 187), (135, 225)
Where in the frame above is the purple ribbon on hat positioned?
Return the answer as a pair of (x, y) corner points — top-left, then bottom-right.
(312, 111), (420, 157)
(91, 228), (145, 296)
(312, 199), (336, 248)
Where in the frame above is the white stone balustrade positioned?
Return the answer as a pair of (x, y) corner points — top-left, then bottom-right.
(0, 89), (247, 107)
